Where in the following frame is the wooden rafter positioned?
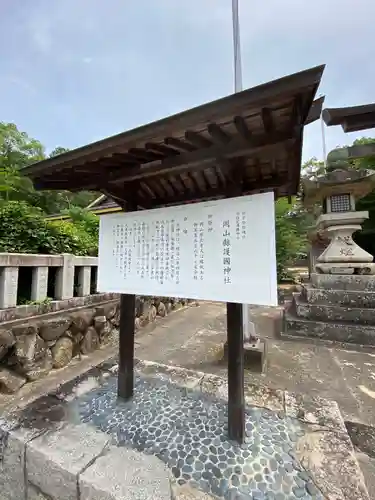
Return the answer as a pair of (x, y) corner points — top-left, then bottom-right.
(23, 65), (325, 207)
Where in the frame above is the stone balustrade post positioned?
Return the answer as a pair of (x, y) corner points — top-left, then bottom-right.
(0, 266), (19, 308)
(77, 266), (91, 296)
(31, 267), (49, 302)
(55, 254), (75, 300)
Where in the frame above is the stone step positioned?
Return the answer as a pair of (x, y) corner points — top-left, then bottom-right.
(293, 293), (375, 326)
(283, 309), (375, 346)
(301, 285), (375, 308)
(310, 273), (375, 292)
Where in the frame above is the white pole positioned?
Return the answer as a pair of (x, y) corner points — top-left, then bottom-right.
(321, 114), (327, 169)
(231, 0), (252, 342)
(232, 0), (243, 93)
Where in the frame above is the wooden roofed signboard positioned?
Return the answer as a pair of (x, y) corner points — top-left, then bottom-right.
(23, 65), (325, 209)
(23, 64), (325, 444)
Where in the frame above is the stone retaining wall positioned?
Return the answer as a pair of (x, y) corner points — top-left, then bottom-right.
(0, 294), (196, 394)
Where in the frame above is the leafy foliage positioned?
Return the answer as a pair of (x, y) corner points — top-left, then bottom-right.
(349, 137), (375, 255)
(274, 198), (306, 280)
(0, 122), (98, 213)
(0, 122), (99, 256)
(0, 201), (98, 255)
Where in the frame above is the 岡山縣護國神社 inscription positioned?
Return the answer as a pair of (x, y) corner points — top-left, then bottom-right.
(98, 192), (277, 306)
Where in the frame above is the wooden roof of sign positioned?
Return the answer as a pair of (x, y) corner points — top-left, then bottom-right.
(323, 103), (375, 133)
(23, 65), (325, 210)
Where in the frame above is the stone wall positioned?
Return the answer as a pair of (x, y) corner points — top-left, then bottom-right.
(0, 294), (196, 394)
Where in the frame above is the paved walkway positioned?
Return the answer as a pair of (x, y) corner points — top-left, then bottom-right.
(1, 301), (374, 496)
(135, 301), (375, 497)
(136, 302), (375, 427)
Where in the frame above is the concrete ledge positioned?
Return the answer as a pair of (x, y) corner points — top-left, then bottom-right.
(26, 424), (110, 500)
(0, 292), (118, 323)
(79, 446), (172, 500)
(0, 418), (172, 500)
(0, 253), (98, 268)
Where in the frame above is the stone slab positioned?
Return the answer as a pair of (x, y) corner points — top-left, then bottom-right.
(302, 285), (375, 308)
(27, 483), (53, 500)
(293, 293), (375, 325)
(310, 273), (375, 291)
(79, 445), (171, 500)
(285, 391), (347, 432)
(295, 424), (369, 500)
(171, 483), (215, 499)
(283, 310), (375, 346)
(0, 419), (44, 500)
(26, 423), (109, 500)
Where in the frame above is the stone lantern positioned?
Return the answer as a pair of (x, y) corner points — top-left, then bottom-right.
(303, 157), (375, 275)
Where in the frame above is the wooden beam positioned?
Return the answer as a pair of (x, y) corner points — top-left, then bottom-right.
(138, 174), (287, 208)
(305, 96), (325, 125)
(106, 132), (294, 185)
(164, 136), (195, 152)
(261, 107), (274, 134)
(101, 182), (144, 210)
(185, 130), (212, 148)
(128, 148), (163, 161)
(343, 115), (375, 133)
(290, 94), (304, 130)
(145, 142), (179, 156)
(207, 123), (231, 144)
(233, 116), (252, 141)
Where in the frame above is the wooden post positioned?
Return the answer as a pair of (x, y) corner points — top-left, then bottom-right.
(227, 301), (245, 443)
(117, 200), (137, 400)
(118, 293), (136, 399)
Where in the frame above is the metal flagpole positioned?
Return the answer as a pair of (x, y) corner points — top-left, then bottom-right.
(232, 0), (242, 93)
(231, 0), (251, 342)
(321, 113), (327, 169)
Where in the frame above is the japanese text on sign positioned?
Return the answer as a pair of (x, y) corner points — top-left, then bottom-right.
(98, 192), (277, 306)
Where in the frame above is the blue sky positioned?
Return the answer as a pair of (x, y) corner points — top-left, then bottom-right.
(1, 0), (374, 162)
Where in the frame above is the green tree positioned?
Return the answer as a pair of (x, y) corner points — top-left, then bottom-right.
(0, 122), (97, 213)
(350, 137), (375, 256)
(275, 197), (306, 279)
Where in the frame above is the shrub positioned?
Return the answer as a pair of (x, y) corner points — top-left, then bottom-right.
(47, 219), (98, 256)
(0, 200), (97, 255)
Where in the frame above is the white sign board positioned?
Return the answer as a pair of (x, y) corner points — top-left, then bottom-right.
(98, 192), (277, 306)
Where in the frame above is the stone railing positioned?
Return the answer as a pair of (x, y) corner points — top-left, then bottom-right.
(0, 253), (98, 308)
(0, 252), (198, 394)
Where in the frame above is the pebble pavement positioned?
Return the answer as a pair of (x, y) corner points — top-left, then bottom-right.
(73, 375), (324, 500)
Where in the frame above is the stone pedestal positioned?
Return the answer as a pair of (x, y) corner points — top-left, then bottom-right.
(315, 211), (375, 275)
(223, 339), (267, 373)
(283, 273), (375, 346)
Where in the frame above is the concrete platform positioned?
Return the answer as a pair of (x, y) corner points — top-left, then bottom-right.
(0, 359), (370, 500)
